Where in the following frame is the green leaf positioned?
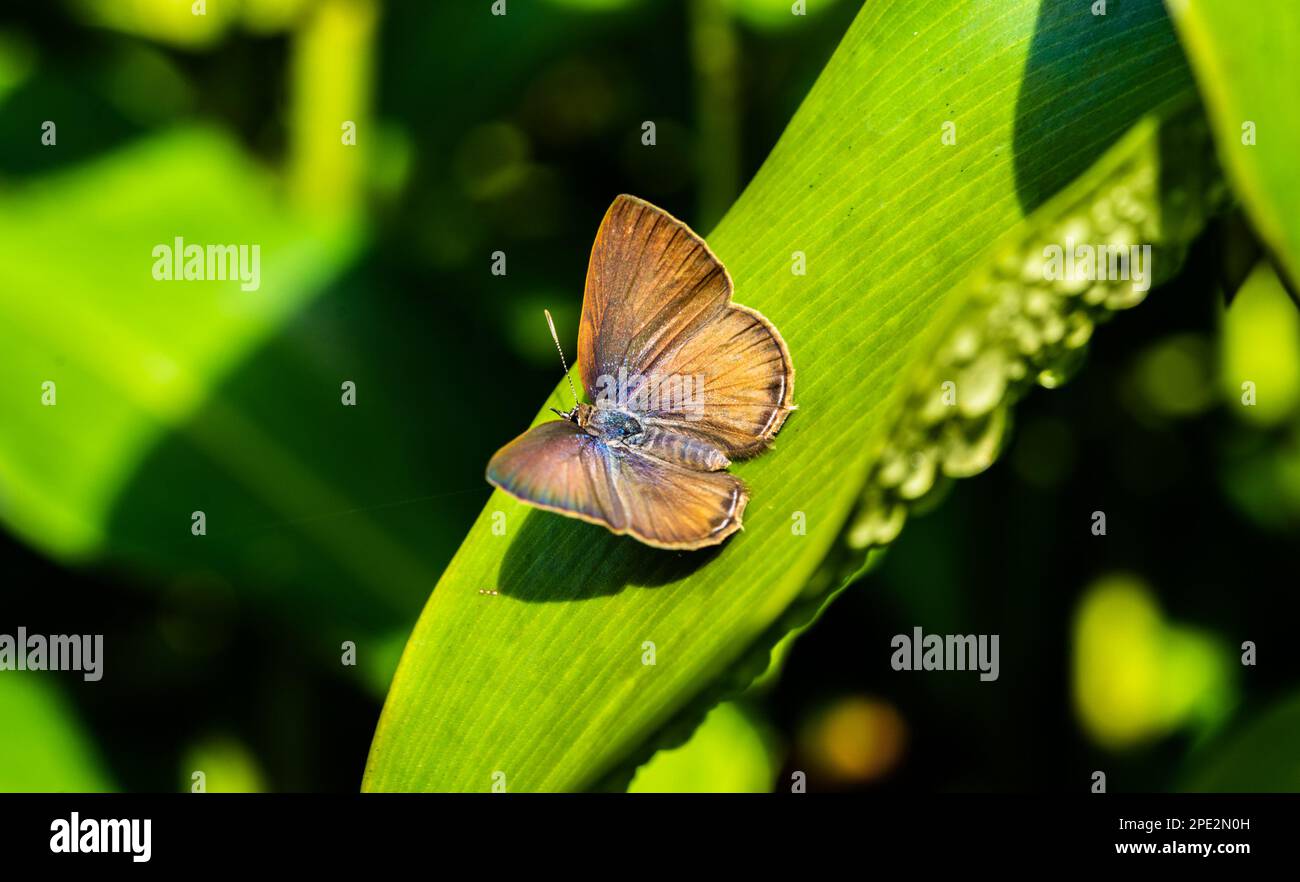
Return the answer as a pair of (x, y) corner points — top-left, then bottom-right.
(0, 675), (114, 792)
(364, 0), (1213, 792)
(1166, 0), (1300, 289)
(627, 702), (776, 793)
(844, 104), (1222, 555)
(1184, 692), (1300, 792)
(1219, 263), (1300, 425)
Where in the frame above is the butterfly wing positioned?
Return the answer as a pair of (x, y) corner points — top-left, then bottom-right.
(486, 421), (622, 531)
(579, 195), (795, 459)
(486, 420), (747, 549)
(612, 447), (748, 548)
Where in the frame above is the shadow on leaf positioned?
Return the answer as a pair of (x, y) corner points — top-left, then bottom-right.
(497, 509), (720, 602)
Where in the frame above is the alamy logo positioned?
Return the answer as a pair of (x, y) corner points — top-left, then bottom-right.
(890, 626), (999, 682)
(1042, 239), (1151, 293)
(50, 813), (150, 863)
(593, 368), (706, 420)
(0, 628), (103, 681)
(151, 237), (261, 291)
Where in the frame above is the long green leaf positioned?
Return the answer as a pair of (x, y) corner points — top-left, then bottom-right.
(1166, 0), (1300, 288)
(0, 675), (113, 792)
(364, 0), (1210, 792)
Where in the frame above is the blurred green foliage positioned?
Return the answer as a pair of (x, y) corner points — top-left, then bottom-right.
(1220, 265), (1300, 425)
(1073, 574), (1232, 750)
(0, 674), (113, 792)
(1169, 0), (1300, 295)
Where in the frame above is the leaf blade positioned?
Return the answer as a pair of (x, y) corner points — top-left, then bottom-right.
(1166, 0), (1300, 290)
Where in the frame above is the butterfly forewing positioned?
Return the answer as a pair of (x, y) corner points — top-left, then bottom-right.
(486, 421), (624, 530)
(579, 195), (795, 457)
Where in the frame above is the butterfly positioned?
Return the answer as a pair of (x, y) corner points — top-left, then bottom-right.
(486, 195), (796, 550)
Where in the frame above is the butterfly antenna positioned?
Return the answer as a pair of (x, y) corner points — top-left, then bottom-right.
(545, 309), (579, 410)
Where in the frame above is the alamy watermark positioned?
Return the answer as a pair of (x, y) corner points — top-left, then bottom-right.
(592, 368), (706, 419)
(0, 627), (103, 681)
(891, 626), (999, 682)
(1042, 239), (1151, 293)
(151, 237), (261, 291)
(50, 813), (150, 862)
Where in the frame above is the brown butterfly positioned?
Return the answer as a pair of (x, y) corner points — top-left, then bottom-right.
(486, 195), (796, 549)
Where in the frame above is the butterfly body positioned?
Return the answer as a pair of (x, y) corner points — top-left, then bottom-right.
(556, 401), (732, 471)
(487, 195), (795, 550)
(576, 402), (643, 440)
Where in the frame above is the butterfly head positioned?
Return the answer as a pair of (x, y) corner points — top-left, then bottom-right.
(551, 401), (594, 427)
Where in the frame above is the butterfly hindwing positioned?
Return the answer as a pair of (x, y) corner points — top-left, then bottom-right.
(613, 448), (748, 548)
